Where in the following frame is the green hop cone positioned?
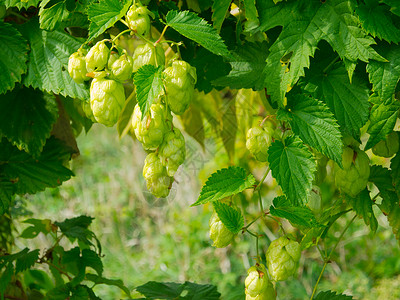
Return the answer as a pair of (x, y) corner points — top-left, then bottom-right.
(246, 126), (273, 162)
(143, 152), (172, 198)
(266, 236), (301, 281)
(334, 147), (370, 197)
(245, 264), (276, 299)
(372, 132), (399, 158)
(108, 50), (134, 82)
(209, 212), (235, 248)
(90, 78), (125, 127)
(85, 41), (110, 72)
(159, 128), (186, 177)
(163, 60), (197, 115)
(132, 103), (171, 150)
(68, 49), (90, 84)
(126, 2), (152, 36)
(132, 43), (165, 73)
(81, 100), (96, 122)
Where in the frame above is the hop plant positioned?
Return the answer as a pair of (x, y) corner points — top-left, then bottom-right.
(132, 43), (165, 73)
(209, 212), (235, 248)
(246, 126), (273, 162)
(245, 264), (276, 300)
(85, 41), (110, 73)
(126, 2), (153, 36)
(266, 236), (301, 281)
(372, 132), (399, 158)
(334, 147), (370, 197)
(163, 60), (197, 115)
(131, 103), (171, 150)
(159, 128), (186, 177)
(143, 152), (172, 198)
(81, 100), (96, 123)
(108, 50), (133, 82)
(68, 49), (90, 84)
(90, 77), (125, 127)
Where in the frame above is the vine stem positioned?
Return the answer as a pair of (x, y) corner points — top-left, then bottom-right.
(322, 56), (340, 74)
(111, 29), (132, 43)
(246, 229), (260, 262)
(155, 25), (169, 45)
(310, 214), (357, 300)
(254, 167), (270, 191)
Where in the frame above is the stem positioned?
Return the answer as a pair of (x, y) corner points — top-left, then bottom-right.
(8, 11), (29, 21)
(246, 229), (260, 262)
(254, 167), (270, 191)
(120, 19), (130, 28)
(112, 29), (132, 43)
(45, 261), (72, 281)
(155, 25), (169, 45)
(243, 216), (261, 230)
(323, 56), (340, 74)
(310, 214), (356, 299)
(258, 189), (264, 215)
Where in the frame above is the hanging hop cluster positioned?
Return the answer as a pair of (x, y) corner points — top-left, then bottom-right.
(372, 131), (399, 158)
(142, 153), (172, 198)
(334, 147), (370, 198)
(208, 211), (235, 248)
(68, 41), (134, 127)
(266, 236), (301, 281)
(245, 264), (276, 300)
(126, 1), (153, 37)
(246, 126), (274, 162)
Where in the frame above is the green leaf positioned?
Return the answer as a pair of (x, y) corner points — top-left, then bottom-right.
(268, 136), (316, 206)
(279, 94), (343, 165)
(47, 284), (70, 300)
(3, 0), (40, 9)
(262, 0), (385, 105)
(365, 97), (400, 150)
(39, 0), (70, 31)
(55, 215), (95, 245)
(220, 97), (237, 162)
(191, 166), (256, 206)
(0, 176), (15, 215)
(212, 41), (269, 90)
(369, 165), (397, 213)
(86, 273), (131, 297)
(117, 89), (136, 139)
(382, 0), (400, 17)
(213, 201), (244, 234)
(180, 104), (205, 148)
(15, 249), (40, 273)
(270, 196), (321, 229)
(20, 19), (89, 100)
(345, 189), (378, 232)
(257, 0), (296, 32)
(243, 0), (259, 32)
(135, 281), (220, 300)
(0, 88), (58, 157)
(0, 21), (28, 94)
(134, 65), (163, 119)
(20, 218), (53, 239)
(166, 10), (230, 58)
(0, 263), (14, 295)
(82, 249), (103, 276)
(305, 63), (370, 139)
(301, 227), (325, 250)
(314, 290), (353, 299)
(356, 1), (400, 43)
(0, 137), (74, 195)
(387, 202), (400, 245)
(87, 0), (131, 41)
(367, 44), (400, 104)
(211, 0), (231, 32)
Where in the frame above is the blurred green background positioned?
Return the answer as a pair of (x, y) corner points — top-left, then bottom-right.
(12, 124), (400, 299)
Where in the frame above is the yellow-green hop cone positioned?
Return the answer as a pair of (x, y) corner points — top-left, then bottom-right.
(143, 152), (172, 198)
(132, 43), (165, 72)
(81, 100), (96, 123)
(245, 264), (275, 299)
(126, 2), (152, 36)
(108, 51), (134, 82)
(246, 126), (273, 162)
(209, 212), (235, 248)
(159, 128), (186, 177)
(266, 236), (301, 281)
(68, 49), (90, 84)
(372, 132), (399, 158)
(85, 41), (110, 72)
(334, 147), (370, 197)
(90, 78), (125, 127)
(131, 103), (171, 150)
(163, 60), (197, 115)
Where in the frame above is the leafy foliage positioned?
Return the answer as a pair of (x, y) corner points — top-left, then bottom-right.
(192, 167), (256, 206)
(213, 201), (244, 234)
(314, 290), (353, 299)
